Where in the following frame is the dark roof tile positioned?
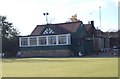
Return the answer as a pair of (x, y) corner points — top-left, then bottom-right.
(31, 21), (82, 35)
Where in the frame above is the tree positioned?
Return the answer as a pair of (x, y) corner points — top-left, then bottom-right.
(67, 14), (80, 22)
(0, 16), (20, 57)
(0, 16), (20, 39)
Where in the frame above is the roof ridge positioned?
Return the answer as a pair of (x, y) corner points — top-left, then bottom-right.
(54, 21), (82, 25)
(37, 21), (82, 26)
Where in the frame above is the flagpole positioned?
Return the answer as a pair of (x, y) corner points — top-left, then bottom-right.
(99, 6), (101, 29)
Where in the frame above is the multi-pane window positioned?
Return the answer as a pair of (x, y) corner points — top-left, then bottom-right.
(58, 35), (66, 44)
(29, 37), (37, 46)
(48, 36), (56, 45)
(20, 34), (71, 47)
(39, 37), (46, 45)
(20, 38), (28, 46)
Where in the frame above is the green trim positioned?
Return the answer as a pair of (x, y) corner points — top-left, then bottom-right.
(20, 45), (71, 51)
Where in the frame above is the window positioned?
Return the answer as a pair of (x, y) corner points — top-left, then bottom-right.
(29, 37), (37, 46)
(67, 34), (71, 44)
(58, 35), (66, 44)
(20, 38), (28, 46)
(39, 37), (46, 45)
(48, 36), (56, 45)
(19, 34), (71, 47)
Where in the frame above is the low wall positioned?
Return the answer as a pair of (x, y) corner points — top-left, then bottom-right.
(19, 50), (74, 57)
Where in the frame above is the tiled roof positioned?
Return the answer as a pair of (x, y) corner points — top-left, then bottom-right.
(84, 24), (92, 33)
(31, 25), (46, 35)
(57, 22), (81, 32)
(84, 24), (96, 36)
(31, 21), (82, 35)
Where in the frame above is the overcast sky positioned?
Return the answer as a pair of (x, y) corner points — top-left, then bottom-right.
(0, 0), (119, 35)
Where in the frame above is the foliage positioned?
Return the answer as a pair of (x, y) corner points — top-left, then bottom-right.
(104, 30), (120, 47)
(67, 14), (80, 22)
(0, 16), (20, 57)
(0, 16), (20, 39)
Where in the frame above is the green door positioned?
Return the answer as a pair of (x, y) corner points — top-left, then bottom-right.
(84, 40), (93, 55)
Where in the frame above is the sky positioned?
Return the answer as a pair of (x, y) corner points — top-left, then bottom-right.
(0, 0), (119, 35)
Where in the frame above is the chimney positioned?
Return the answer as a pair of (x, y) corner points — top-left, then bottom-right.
(88, 21), (91, 24)
(91, 21), (94, 26)
(88, 21), (94, 26)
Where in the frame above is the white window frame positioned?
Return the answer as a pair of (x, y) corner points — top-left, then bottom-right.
(48, 35), (57, 45)
(38, 36), (47, 46)
(58, 35), (67, 45)
(67, 34), (71, 45)
(19, 34), (71, 47)
(29, 37), (37, 46)
(19, 37), (29, 47)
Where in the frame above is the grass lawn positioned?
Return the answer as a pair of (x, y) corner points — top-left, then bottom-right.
(2, 58), (118, 77)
